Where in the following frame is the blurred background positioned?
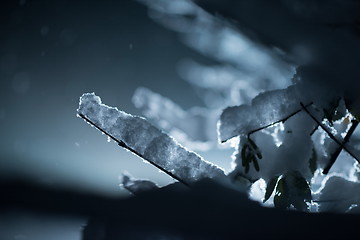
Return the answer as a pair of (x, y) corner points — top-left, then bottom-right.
(0, 0), (234, 195)
(0, 1), (235, 239)
(0, 0), (298, 238)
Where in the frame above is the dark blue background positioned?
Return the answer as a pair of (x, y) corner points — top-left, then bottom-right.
(0, 0), (232, 197)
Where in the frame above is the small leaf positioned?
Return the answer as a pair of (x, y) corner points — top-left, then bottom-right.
(241, 157), (246, 167)
(292, 172), (312, 202)
(248, 138), (262, 159)
(273, 178), (289, 209)
(292, 199), (308, 211)
(244, 162), (250, 173)
(256, 151), (262, 160)
(241, 144), (248, 166)
(244, 153), (254, 173)
(248, 153), (255, 163)
(274, 194), (289, 209)
(285, 171), (312, 211)
(263, 176), (279, 203)
(248, 138), (258, 150)
(309, 147), (317, 175)
(253, 157), (260, 171)
(241, 138), (262, 174)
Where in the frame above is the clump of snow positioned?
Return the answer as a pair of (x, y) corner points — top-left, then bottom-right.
(231, 111), (317, 182)
(317, 176), (360, 213)
(77, 93), (226, 185)
(218, 85), (305, 142)
(121, 173), (159, 194)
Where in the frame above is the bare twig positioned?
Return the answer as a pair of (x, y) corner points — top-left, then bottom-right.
(323, 120), (359, 174)
(310, 124), (319, 136)
(300, 103), (360, 166)
(78, 113), (191, 187)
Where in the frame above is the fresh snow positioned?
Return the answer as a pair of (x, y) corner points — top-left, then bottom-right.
(121, 173), (159, 194)
(77, 93), (226, 185)
(218, 85), (304, 142)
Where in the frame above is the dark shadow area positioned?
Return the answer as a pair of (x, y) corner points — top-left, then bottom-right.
(2, 179), (360, 239)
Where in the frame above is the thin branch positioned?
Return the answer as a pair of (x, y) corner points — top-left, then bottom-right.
(78, 113), (191, 187)
(300, 103), (360, 166)
(247, 102), (313, 138)
(323, 120), (359, 174)
(310, 124), (319, 136)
